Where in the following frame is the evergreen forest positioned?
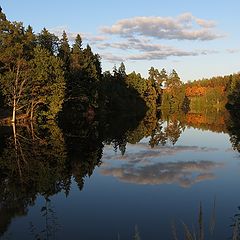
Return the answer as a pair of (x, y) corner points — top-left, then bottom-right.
(1, 8), (239, 126)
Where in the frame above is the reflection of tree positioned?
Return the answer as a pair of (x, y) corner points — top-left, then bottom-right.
(149, 119), (167, 147)
(124, 109), (186, 148)
(0, 114), (118, 237)
(30, 197), (60, 240)
(127, 109), (159, 144)
(68, 136), (103, 190)
(227, 111), (240, 152)
(185, 109), (229, 133)
(0, 123), (68, 237)
(149, 117), (184, 147)
(0, 105), (237, 237)
(100, 113), (139, 155)
(165, 120), (184, 145)
(230, 206), (240, 240)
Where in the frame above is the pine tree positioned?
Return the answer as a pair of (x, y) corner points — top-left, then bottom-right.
(165, 69), (182, 88)
(37, 28), (59, 55)
(162, 69), (185, 111)
(159, 68), (168, 86)
(82, 44), (101, 81)
(118, 62), (126, 81)
(70, 34), (83, 72)
(58, 31), (70, 72)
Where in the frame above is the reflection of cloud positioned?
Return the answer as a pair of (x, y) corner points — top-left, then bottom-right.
(101, 13), (223, 41)
(101, 160), (223, 187)
(102, 144), (222, 187)
(103, 144), (219, 162)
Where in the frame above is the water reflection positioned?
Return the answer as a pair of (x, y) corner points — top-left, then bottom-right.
(0, 108), (240, 238)
(101, 143), (223, 187)
(227, 111), (240, 152)
(0, 112), (143, 237)
(0, 123), (68, 237)
(101, 160), (222, 187)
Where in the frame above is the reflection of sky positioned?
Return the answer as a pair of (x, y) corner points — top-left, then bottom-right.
(4, 127), (240, 240)
(101, 160), (222, 187)
(142, 126), (232, 149)
(176, 127), (231, 149)
(101, 127), (236, 187)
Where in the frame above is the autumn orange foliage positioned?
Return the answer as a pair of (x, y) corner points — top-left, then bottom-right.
(185, 86), (225, 97)
(185, 112), (228, 133)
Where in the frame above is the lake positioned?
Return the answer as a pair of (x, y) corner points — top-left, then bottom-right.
(0, 109), (240, 240)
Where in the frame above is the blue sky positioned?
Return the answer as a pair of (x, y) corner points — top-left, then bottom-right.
(1, 0), (240, 81)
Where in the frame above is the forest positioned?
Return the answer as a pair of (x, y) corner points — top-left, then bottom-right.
(0, 8), (240, 125)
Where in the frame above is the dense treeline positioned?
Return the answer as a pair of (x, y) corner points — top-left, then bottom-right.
(185, 73), (240, 111)
(0, 8), (193, 125)
(1, 7), (240, 125)
(0, 9), (163, 124)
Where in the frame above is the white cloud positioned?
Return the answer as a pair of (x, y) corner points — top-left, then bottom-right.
(97, 38), (219, 61)
(127, 51), (197, 60)
(101, 13), (223, 41)
(226, 48), (240, 54)
(195, 18), (216, 28)
(49, 14), (223, 63)
(100, 52), (125, 62)
(49, 26), (108, 44)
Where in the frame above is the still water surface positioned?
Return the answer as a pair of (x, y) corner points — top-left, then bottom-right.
(1, 111), (240, 239)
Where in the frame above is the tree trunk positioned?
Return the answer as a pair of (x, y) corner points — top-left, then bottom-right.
(12, 122), (22, 179)
(12, 122), (17, 147)
(12, 62), (20, 123)
(12, 96), (16, 123)
(30, 101), (34, 121)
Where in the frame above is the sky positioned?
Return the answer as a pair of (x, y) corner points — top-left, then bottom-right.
(1, 0), (240, 82)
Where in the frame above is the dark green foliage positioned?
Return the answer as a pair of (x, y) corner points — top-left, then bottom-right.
(225, 74), (240, 109)
(0, 89), (4, 108)
(0, 12), (36, 121)
(60, 40), (102, 124)
(165, 69), (181, 88)
(161, 69), (188, 113)
(226, 111), (240, 152)
(181, 95), (191, 113)
(148, 67), (166, 87)
(0, 10), (65, 122)
(114, 62), (127, 81)
(29, 46), (65, 120)
(99, 68), (148, 115)
(58, 31), (70, 72)
(37, 28), (59, 55)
